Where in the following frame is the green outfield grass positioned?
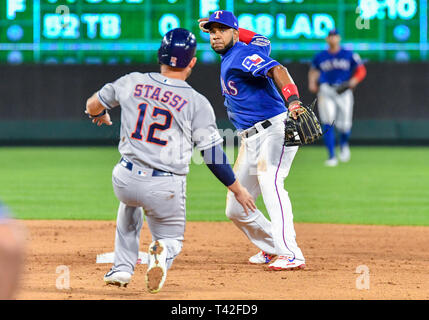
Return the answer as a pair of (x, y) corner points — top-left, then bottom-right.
(0, 146), (428, 226)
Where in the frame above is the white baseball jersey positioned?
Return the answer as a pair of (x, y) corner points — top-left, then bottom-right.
(97, 72), (223, 175)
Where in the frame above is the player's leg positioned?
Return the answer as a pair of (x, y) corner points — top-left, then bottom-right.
(335, 90), (354, 162)
(225, 141), (277, 258)
(256, 122), (305, 270)
(142, 175), (186, 293)
(143, 178), (185, 271)
(104, 204), (144, 287)
(110, 203), (144, 277)
(318, 84), (338, 166)
(104, 164), (145, 287)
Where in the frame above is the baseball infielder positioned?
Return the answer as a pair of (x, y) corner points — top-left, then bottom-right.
(85, 28), (255, 293)
(308, 29), (367, 166)
(199, 11), (308, 270)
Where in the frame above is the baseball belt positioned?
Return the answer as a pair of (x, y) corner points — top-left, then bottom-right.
(119, 157), (173, 177)
(241, 120), (272, 139)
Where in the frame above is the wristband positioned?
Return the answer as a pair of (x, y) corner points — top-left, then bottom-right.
(281, 84), (300, 104)
(88, 109), (107, 119)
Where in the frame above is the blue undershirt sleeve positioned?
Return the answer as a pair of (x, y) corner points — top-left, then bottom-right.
(201, 144), (236, 187)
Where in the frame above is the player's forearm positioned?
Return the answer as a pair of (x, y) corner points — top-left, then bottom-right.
(308, 68), (320, 93)
(308, 68), (320, 86)
(226, 179), (243, 194)
(268, 65), (301, 106)
(201, 145), (236, 187)
(86, 93), (106, 116)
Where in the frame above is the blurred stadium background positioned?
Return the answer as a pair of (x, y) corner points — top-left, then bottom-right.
(0, 0), (428, 145)
(0, 0), (428, 224)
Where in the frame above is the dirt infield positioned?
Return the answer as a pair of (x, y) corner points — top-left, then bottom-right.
(16, 220), (429, 300)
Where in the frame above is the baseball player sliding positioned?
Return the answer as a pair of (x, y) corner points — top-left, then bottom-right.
(308, 29), (367, 166)
(199, 11), (308, 270)
(85, 28), (255, 293)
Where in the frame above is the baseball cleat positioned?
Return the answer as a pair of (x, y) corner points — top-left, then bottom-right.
(103, 268), (131, 287)
(324, 157), (338, 167)
(339, 145), (351, 162)
(146, 240), (168, 294)
(249, 251), (276, 264)
(267, 256), (306, 271)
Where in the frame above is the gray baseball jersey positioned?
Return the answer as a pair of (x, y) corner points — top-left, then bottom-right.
(97, 72), (223, 175)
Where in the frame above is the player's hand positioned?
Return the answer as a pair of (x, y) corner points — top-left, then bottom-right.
(228, 180), (256, 215)
(198, 18), (209, 33)
(348, 77), (359, 89)
(85, 110), (113, 126)
(234, 188), (257, 215)
(288, 101), (305, 120)
(93, 112), (112, 126)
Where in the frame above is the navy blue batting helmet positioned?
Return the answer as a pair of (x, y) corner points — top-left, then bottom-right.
(158, 28), (197, 68)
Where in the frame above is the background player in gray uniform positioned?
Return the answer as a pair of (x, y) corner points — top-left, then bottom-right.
(0, 201), (25, 299)
(85, 28), (255, 293)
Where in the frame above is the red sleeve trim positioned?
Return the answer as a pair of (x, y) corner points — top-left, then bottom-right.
(353, 64), (367, 83)
(238, 28), (257, 44)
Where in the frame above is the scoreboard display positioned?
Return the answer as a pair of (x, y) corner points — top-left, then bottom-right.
(0, 0), (427, 64)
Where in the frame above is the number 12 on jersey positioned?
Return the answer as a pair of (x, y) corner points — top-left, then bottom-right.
(131, 103), (172, 146)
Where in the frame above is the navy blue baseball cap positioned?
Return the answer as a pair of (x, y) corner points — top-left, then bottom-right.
(203, 10), (239, 30)
(327, 28), (339, 36)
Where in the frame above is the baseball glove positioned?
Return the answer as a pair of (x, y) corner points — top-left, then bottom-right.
(284, 100), (323, 146)
(335, 81), (350, 94)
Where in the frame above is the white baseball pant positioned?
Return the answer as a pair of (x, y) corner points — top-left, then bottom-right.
(225, 112), (305, 262)
(317, 83), (354, 132)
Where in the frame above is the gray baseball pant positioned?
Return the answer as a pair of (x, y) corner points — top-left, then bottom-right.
(110, 163), (186, 274)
